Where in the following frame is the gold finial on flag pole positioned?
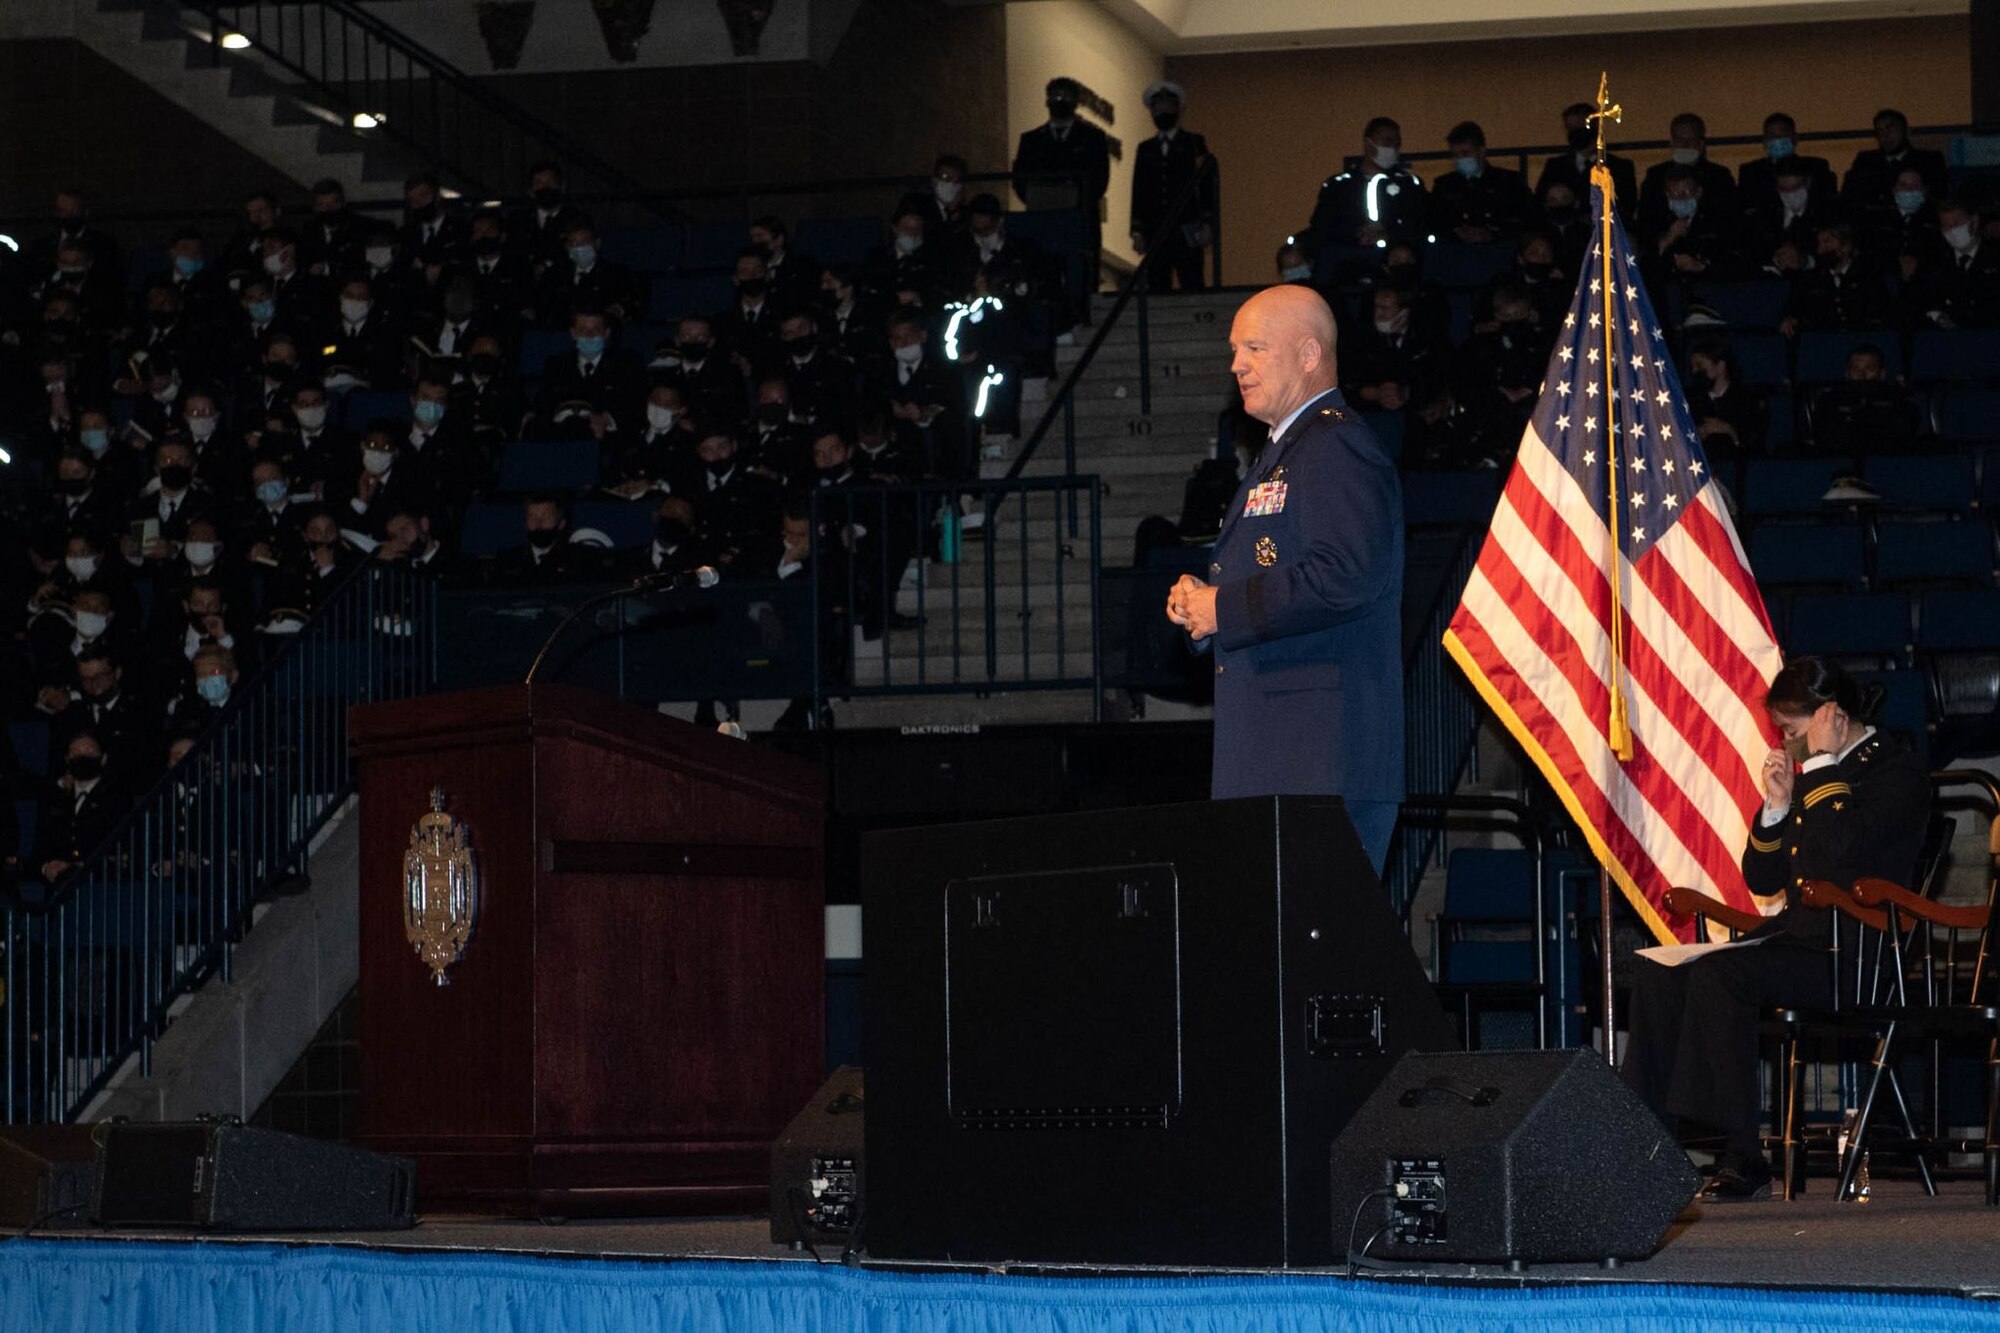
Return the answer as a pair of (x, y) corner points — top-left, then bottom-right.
(1588, 72), (1635, 762)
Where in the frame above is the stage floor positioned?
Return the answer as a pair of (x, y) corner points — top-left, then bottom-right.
(54, 1175), (2000, 1298)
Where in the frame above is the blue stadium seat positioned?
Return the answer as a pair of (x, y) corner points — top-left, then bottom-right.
(572, 499), (654, 550)
(126, 248), (170, 289)
(1917, 587), (2000, 651)
(1796, 330), (1904, 385)
(1765, 394), (1797, 449)
(9, 720), (49, 777)
(341, 390), (410, 433)
(650, 272), (736, 323)
(1874, 518), (1995, 587)
(1909, 329), (2000, 384)
(1746, 522), (1865, 589)
(1786, 591), (1913, 661)
(794, 215), (884, 268)
(1424, 241), (1514, 290)
(1937, 388), (2000, 442)
(1402, 470), (1501, 528)
(497, 440), (599, 494)
(1723, 332), (1790, 388)
(1436, 847), (1537, 984)
(518, 329), (573, 379)
(680, 219), (749, 270)
(1742, 457), (1840, 517)
(1692, 278), (1790, 329)
(1446, 291), (1475, 346)
(458, 501), (527, 556)
(1865, 452), (1976, 514)
(1854, 668), (1931, 767)
(13, 801), (34, 862)
(598, 225), (684, 273)
(1361, 409), (1404, 461)
(1756, 588), (1790, 643)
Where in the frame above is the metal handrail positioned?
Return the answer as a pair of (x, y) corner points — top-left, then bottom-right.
(193, 1), (685, 222)
(1007, 154), (1222, 484)
(4, 559), (438, 1123)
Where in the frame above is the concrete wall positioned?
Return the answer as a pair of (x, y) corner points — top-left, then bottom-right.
(1165, 13), (1972, 286)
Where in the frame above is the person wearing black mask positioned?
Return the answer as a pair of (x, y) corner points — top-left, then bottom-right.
(463, 333), (528, 448)
(778, 310), (855, 420)
(663, 314), (748, 426)
(44, 447), (117, 536)
(32, 234), (125, 335)
(1533, 102), (1637, 225)
(262, 510), (360, 625)
(713, 248), (781, 372)
(130, 438), (216, 569)
(1013, 75), (1110, 316)
(512, 160), (585, 275)
(50, 648), (159, 783)
(742, 376), (811, 485)
(375, 504), (457, 579)
(401, 170), (468, 279)
(37, 731), (131, 885)
(492, 494), (585, 583)
(687, 430), (779, 571)
(749, 216), (820, 309)
(1130, 81), (1216, 291)
(626, 493), (708, 578)
(462, 209), (536, 331)
(817, 264), (883, 367)
(1684, 340), (1768, 471)
(300, 178), (364, 278)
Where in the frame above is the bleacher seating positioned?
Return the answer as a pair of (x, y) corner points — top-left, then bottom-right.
(1785, 591), (1913, 664)
(497, 440), (600, 494)
(1874, 518), (1995, 587)
(1796, 330), (1903, 385)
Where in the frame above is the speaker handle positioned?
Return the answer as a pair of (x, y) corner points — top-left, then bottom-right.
(1397, 1076), (1500, 1108)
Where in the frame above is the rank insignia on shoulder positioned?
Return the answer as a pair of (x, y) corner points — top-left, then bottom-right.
(1319, 407), (1347, 421)
(1255, 535), (1278, 567)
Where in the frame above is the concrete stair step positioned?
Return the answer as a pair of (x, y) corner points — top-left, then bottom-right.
(837, 649), (1095, 688)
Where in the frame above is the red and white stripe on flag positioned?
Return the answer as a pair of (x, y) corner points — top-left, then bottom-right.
(1442, 184), (1786, 945)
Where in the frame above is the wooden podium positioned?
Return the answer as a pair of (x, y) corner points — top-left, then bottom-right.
(349, 684), (824, 1217)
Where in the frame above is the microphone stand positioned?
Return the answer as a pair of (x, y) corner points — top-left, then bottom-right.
(522, 583), (642, 685)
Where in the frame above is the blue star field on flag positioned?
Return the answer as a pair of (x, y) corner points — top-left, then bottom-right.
(1529, 186), (1717, 560)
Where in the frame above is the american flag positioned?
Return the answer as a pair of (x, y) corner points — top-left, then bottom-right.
(1443, 182), (1786, 944)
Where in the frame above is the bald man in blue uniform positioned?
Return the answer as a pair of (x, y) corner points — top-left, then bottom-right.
(1168, 284), (1404, 873)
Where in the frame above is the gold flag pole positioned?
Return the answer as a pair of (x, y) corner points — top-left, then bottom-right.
(1588, 72), (1635, 763)
(1587, 73), (1631, 1067)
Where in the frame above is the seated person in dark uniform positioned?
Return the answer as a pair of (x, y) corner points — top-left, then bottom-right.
(1808, 345), (1921, 457)
(1428, 120), (1532, 244)
(1736, 112), (1836, 219)
(1903, 199), (2000, 329)
(1842, 108), (1949, 210)
(36, 730), (132, 885)
(1685, 339), (1768, 469)
(260, 509), (361, 628)
(1622, 657), (1929, 1201)
(1641, 164), (1742, 288)
(490, 494), (592, 584)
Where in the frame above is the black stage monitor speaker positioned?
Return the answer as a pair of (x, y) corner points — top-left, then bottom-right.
(863, 795), (1455, 1268)
(1328, 1049), (1700, 1267)
(0, 1125), (99, 1230)
(94, 1121), (416, 1231)
(770, 1065), (865, 1248)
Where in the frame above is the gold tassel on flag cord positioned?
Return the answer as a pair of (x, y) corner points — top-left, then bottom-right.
(1588, 73), (1635, 763)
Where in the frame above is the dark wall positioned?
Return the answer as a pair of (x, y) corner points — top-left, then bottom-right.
(478, 0), (1008, 219)
(0, 39), (299, 235)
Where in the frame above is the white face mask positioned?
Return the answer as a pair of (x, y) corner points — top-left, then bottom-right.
(185, 541), (219, 567)
(647, 404), (677, 431)
(1778, 187), (1809, 213)
(1671, 147), (1701, 166)
(893, 342), (924, 366)
(75, 610), (108, 640)
(187, 415), (218, 441)
(364, 246), (394, 269)
(66, 555), (99, 581)
(1371, 143), (1399, 170)
(934, 179), (962, 204)
(294, 404), (327, 431)
(1947, 222), (1977, 254)
(340, 297), (372, 324)
(262, 251), (288, 275)
(362, 448), (395, 476)
(894, 233), (922, 256)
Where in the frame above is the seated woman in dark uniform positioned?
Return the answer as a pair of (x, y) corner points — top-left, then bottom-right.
(1622, 656), (1928, 1201)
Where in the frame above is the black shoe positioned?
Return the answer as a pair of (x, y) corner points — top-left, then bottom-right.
(1698, 1161), (1774, 1203)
